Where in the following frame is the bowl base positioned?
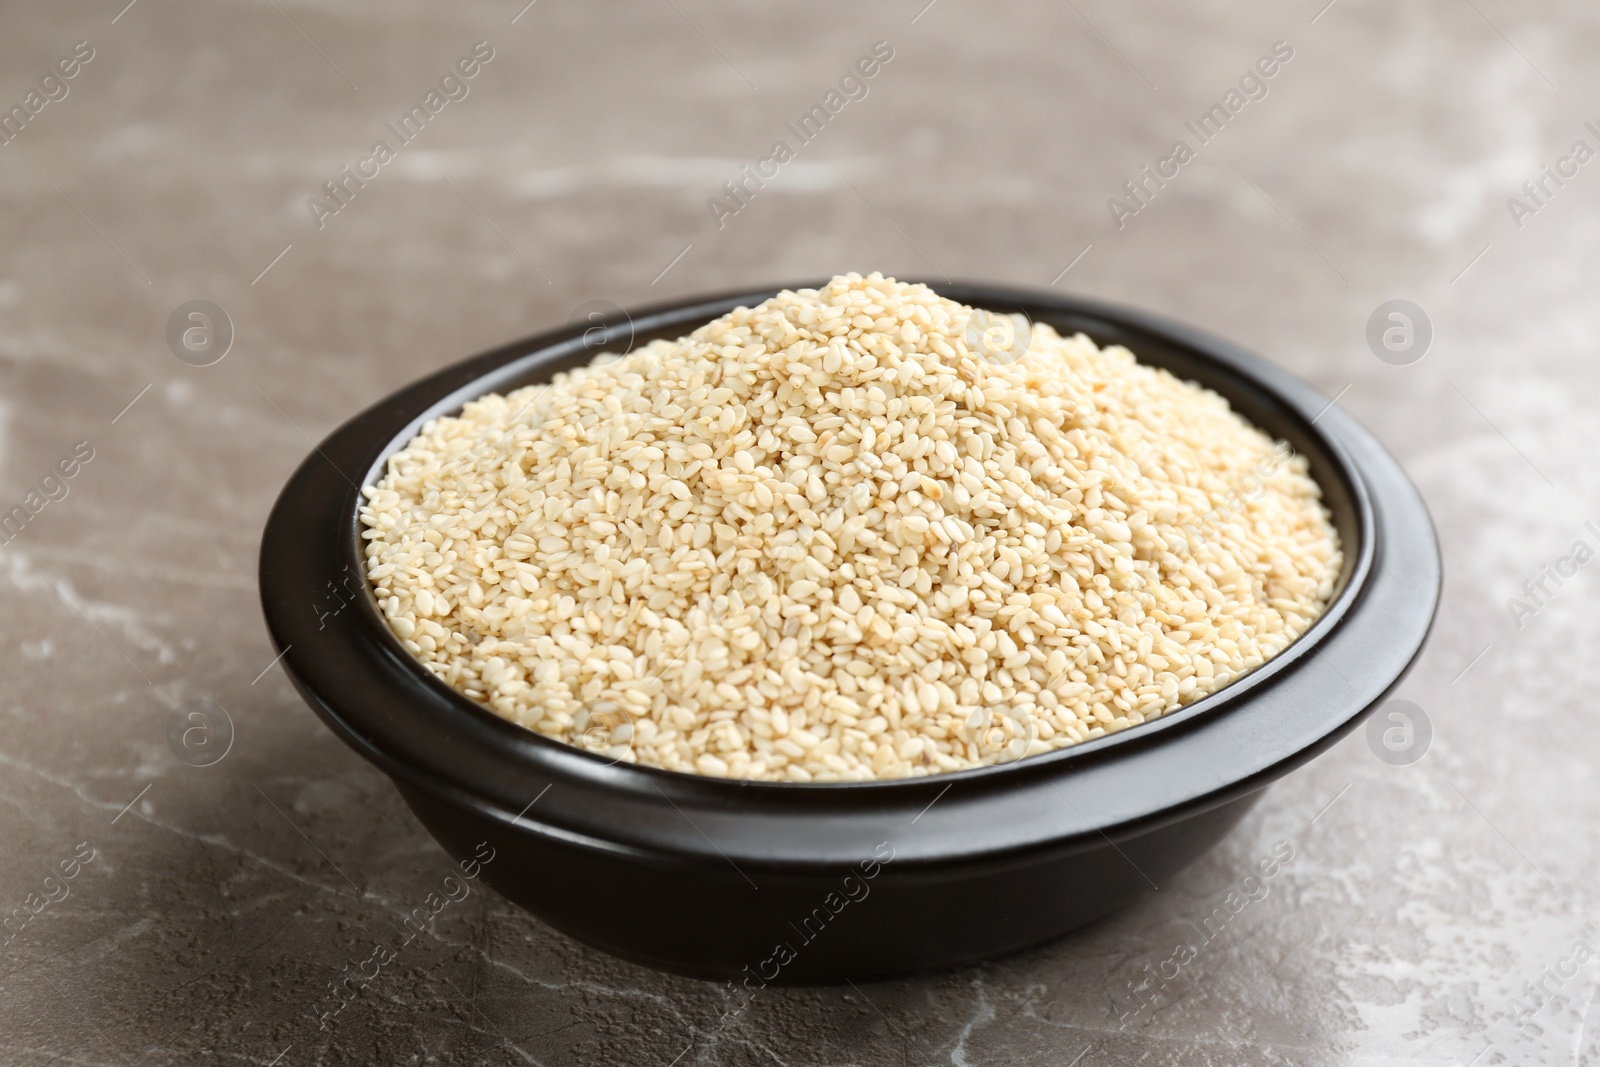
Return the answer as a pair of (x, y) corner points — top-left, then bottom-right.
(397, 782), (1265, 985)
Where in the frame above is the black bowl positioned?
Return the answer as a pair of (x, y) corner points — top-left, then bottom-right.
(259, 282), (1439, 984)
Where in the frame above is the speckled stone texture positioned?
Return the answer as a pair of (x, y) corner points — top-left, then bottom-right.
(1, 0), (1595, 1063)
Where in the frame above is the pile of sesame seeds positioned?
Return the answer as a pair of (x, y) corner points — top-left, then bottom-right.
(360, 274), (1341, 782)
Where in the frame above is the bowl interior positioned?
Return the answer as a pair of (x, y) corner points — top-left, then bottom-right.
(339, 282), (1373, 792)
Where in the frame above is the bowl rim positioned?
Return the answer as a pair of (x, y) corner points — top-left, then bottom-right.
(259, 281), (1438, 869)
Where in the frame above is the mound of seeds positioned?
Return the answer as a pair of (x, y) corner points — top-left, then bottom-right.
(361, 274), (1341, 781)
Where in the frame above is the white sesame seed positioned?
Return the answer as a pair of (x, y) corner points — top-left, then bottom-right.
(361, 273), (1341, 782)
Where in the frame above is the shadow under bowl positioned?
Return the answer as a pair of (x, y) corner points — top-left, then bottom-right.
(258, 282), (1440, 984)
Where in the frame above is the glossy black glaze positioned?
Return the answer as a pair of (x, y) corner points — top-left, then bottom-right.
(259, 283), (1440, 982)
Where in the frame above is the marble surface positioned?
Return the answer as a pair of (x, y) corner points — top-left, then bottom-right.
(2, 0), (1596, 1063)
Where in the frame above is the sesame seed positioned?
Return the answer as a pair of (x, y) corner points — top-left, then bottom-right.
(361, 273), (1341, 782)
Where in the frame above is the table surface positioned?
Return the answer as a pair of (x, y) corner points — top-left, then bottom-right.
(2, 2), (1593, 1064)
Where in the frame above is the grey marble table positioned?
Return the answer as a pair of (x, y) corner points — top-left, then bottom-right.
(2, 1), (1595, 1063)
